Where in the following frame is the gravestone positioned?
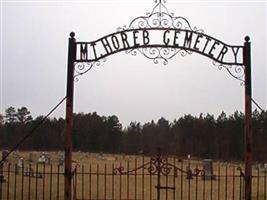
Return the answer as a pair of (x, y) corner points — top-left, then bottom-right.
(38, 152), (50, 164)
(202, 159), (216, 180)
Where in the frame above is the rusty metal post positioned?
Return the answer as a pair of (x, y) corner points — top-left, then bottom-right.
(243, 36), (252, 200)
(64, 32), (76, 200)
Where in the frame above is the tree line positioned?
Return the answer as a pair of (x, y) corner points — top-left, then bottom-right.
(0, 106), (266, 162)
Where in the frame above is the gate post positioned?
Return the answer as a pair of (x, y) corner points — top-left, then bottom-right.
(243, 36), (252, 200)
(64, 32), (76, 200)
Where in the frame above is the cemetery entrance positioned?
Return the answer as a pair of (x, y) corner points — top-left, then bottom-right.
(65, 1), (253, 200)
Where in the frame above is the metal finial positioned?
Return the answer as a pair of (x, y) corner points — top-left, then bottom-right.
(245, 36), (250, 42)
(70, 32), (75, 38)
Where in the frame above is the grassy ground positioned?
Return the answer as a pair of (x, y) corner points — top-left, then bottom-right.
(1, 151), (266, 200)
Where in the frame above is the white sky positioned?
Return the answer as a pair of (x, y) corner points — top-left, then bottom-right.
(1, 0), (266, 126)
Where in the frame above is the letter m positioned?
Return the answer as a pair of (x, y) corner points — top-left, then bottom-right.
(80, 44), (88, 60)
(184, 31), (193, 48)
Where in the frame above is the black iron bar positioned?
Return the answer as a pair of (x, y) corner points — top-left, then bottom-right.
(225, 164), (228, 200)
(97, 164), (99, 200)
(150, 158), (152, 200)
(56, 165), (60, 200)
(90, 164), (92, 200)
(14, 164), (17, 200)
(82, 165), (84, 200)
(112, 164), (114, 200)
(181, 160), (183, 200)
(173, 157), (175, 200)
(203, 172), (205, 200)
(7, 164), (10, 200)
(257, 167), (259, 200)
(211, 165), (213, 200)
(120, 162), (122, 200)
(135, 158), (137, 200)
(264, 168), (266, 200)
(105, 164), (107, 200)
(239, 169), (243, 200)
(28, 164), (32, 200)
(49, 165), (53, 200)
(142, 156), (144, 200)
(218, 164), (221, 200)
(196, 164), (198, 200)
(35, 164), (38, 200)
(42, 164), (45, 200)
(232, 166), (235, 200)
(168, 158), (169, 200)
(127, 161), (129, 200)
(21, 164), (24, 200)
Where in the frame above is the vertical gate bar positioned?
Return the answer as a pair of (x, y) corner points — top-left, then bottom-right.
(35, 164), (38, 200)
(21, 163), (24, 200)
(127, 161), (129, 200)
(49, 165), (53, 200)
(173, 157), (175, 200)
(243, 36), (252, 200)
(14, 164), (17, 200)
(7, 164), (10, 200)
(42, 164), (45, 200)
(56, 165), (60, 200)
(168, 158), (169, 200)
(82, 165), (84, 200)
(0, 164), (2, 200)
(257, 167), (259, 200)
(195, 164), (198, 200)
(64, 32), (76, 200)
(6, 163), (11, 200)
(232, 166), (235, 200)
(225, 164), (228, 200)
(135, 158), (137, 200)
(264, 168), (266, 200)
(181, 160), (183, 200)
(97, 164), (99, 200)
(89, 164), (92, 200)
(210, 166), (213, 200)
(239, 168), (243, 200)
(28, 164), (32, 200)
(203, 168), (205, 200)
(105, 164), (107, 200)
(188, 166), (190, 200)
(218, 164), (220, 200)
(150, 158), (152, 200)
(119, 162), (122, 200)
(112, 164), (114, 200)
(156, 152), (161, 200)
(142, 155), (144, 200)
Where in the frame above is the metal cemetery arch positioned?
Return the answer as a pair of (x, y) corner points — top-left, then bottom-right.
(64, 1), (252, 200)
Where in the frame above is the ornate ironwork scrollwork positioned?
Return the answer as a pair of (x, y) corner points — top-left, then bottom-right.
(212, 61), (245, 83)
(74, 58), (106, 79)
(113, 151), (204, 179)
(117, 0), (203, 65)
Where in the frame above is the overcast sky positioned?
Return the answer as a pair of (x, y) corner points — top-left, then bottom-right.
(1, 0), (266, 126)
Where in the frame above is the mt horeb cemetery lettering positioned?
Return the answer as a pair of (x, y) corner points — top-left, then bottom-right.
(76, 29), (243, 65)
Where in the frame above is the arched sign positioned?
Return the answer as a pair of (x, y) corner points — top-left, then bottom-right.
(64, 1), (252, 200)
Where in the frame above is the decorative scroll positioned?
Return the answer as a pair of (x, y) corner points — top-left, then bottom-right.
(113, 152), (204, 178)
(212, 61), (245, 83)
(74, 58), (106, 78)
(117, 0), (203, 65)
